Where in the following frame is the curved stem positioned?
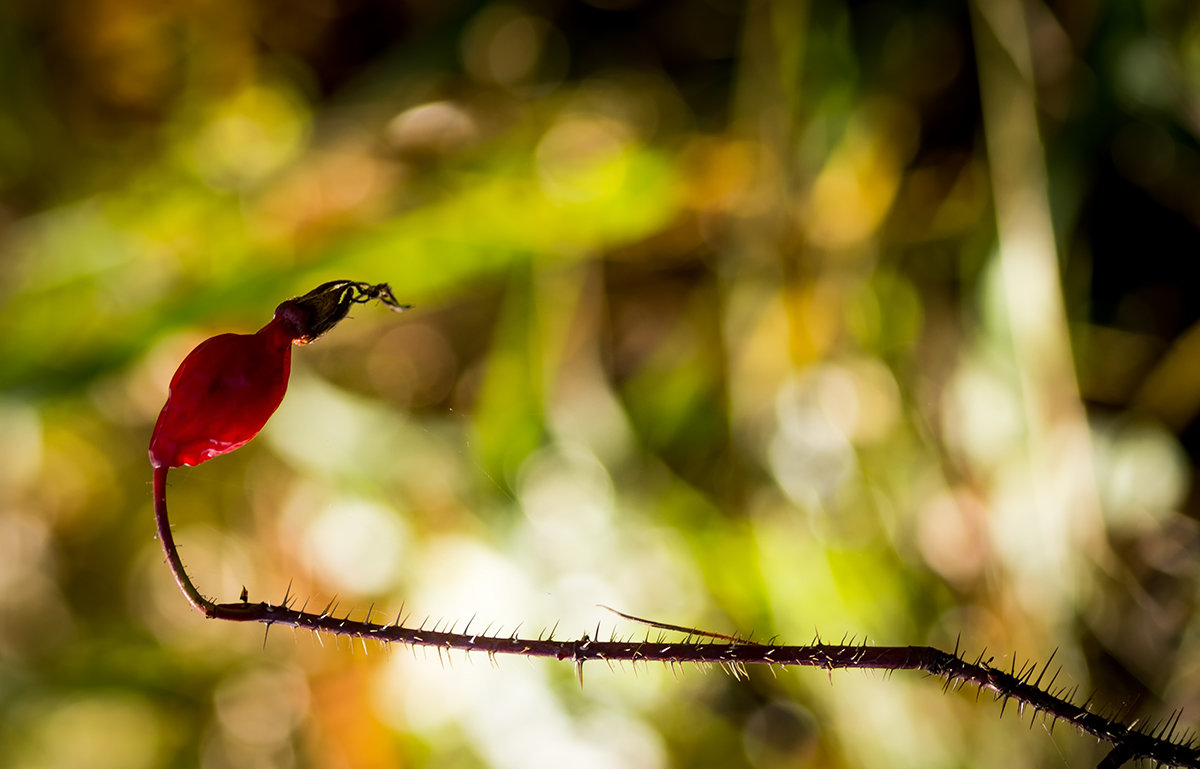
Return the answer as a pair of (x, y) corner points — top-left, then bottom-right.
(153, 466), (220, 616)
(150, 470), (1200, 768)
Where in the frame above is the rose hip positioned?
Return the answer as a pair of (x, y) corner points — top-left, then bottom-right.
(150, 280), (408, 469)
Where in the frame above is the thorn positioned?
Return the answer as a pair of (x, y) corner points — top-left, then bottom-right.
(1169, 708), (1184, 739)
(1034, 649), (1057, 689)
(1046, 667), (1062, 694)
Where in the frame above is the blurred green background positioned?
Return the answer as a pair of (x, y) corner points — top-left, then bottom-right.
(2, 0), (1200, 767)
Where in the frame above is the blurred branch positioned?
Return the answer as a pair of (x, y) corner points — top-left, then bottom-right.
(970, 0), (1105, 580)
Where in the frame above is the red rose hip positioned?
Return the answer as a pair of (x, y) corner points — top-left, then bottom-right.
(150, 280), (408, 469)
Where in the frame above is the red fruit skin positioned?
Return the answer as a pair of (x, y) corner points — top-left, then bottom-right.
(149, 318), (295, 469)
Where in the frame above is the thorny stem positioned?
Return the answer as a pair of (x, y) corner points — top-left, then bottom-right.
(153, 469), (1199, 769)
